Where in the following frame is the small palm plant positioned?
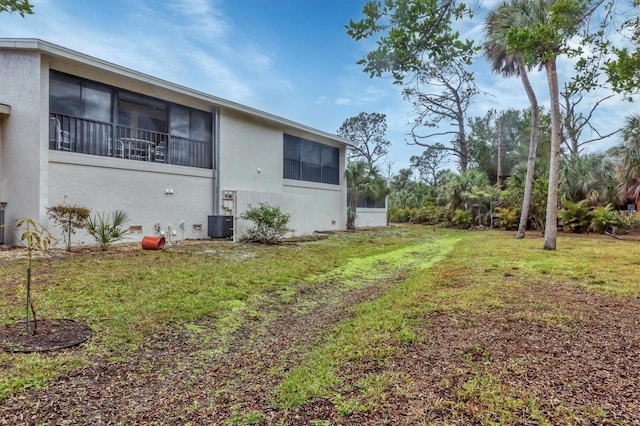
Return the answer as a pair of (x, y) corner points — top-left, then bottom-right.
(85, 210), (130, 251)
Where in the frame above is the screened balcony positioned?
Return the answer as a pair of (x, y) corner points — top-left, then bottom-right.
(49, 114), (212, 169)
(48, 70), (213, 170)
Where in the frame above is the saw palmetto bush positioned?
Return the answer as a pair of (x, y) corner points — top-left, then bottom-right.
(558, 199), (590, 233)
(588, 204), (619, 234)
(85, 210), (129, 251)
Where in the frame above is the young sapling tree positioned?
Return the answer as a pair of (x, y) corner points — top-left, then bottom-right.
(15, 218), (53, 335)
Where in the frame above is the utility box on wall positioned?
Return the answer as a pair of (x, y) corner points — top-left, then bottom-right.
(208, 215), (233, 238)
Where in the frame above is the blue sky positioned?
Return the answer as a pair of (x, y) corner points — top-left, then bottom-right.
(0, 0), (633, 173)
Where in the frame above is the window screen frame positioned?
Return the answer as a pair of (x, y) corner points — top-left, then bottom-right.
(283, 134), (340, 185)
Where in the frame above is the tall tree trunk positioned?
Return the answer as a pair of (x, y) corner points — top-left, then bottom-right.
(497, 116), (505, 188)
(457, 101), (468, 172)
(347, 189), (358, 231)
(543, 59), (562, 250)
(516, 55), (540, 239)
(458, 133), (468, 172)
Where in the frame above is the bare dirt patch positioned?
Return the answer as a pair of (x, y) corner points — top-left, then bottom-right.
(286, 284), (640, 425)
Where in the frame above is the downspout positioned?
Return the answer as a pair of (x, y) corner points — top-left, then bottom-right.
(0, 104), (11, 245)
(213, 107), (220, 215)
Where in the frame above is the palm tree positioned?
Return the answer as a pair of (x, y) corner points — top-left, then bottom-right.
(610, 113), (640, 209)
(500, 0), (589, 250)
(345, 162), (388, 231)
(559, 153), (618, 206)
(484, 0), (542, 239)
(440, 169), (490, 212)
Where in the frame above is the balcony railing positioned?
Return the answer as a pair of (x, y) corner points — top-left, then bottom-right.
(49, 113), (212, 169)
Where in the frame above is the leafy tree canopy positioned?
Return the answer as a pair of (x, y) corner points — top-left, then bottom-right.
(605, 0), (640, 96)
(0, 0), (33, 16)
(346, 0), (478, 84)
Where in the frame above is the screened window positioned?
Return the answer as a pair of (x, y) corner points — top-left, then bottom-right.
(348, 190), (387, 209)
(118, 92), (167, 133)
(83, 83), (112, 122)
(169, 106), (212, 141)
(50, 72), (111, 122)
(49, 71), (213, 169)
(170, 105), (191, 138)
(283, 134), (339, 185)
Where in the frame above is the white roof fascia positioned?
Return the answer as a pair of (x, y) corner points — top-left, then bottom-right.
(0, 38), (355, 147)
(0, 104), (10, 115)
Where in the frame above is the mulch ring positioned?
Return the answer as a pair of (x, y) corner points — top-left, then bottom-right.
(0, 319), (92, 353)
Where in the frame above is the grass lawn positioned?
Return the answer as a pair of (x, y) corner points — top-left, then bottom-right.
(1, 225), (639, 424)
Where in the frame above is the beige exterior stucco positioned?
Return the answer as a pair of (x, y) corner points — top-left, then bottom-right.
(0, 50), (46, 231)
(0, 38), (366, 247)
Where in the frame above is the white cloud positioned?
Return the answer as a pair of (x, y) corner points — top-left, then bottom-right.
(242, 44), (274, 70)
(166, 0), (230, 39)
(183, 49), (253, 102)
(335, 97), (352, 105)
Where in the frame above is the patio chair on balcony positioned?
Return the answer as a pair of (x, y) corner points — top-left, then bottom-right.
(49, 116), (71, 151)
(111, 138), (125, 158)
(155, 143), (166, 163)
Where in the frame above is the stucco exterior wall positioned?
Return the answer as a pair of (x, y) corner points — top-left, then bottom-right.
(0, 50), (46, 245)
(218, 110), (283, 194)
(48, 153), (212, 245)
(354, 208), (387, 228)
(219, 109), (348, 234)
(282, 181), (345, 233)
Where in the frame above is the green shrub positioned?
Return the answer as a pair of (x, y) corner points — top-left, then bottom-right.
(428, 205), (448, 225)
(85, 210), (130, 251)
(388, 207), (414, 223)
(46, 204), (90, 251)
(494, 207), (518, 230)
(558, 199), (590, 233)
(588, 204), (618, 234)
(241, 203), (293, 244)
(614, 211), (640, 233)
(451, 209), (473, 229)
(407, 207), (419, 223)
(387, 207), (404, 223)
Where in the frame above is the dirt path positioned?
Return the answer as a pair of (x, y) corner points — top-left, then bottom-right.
(0, 267), (407, 425)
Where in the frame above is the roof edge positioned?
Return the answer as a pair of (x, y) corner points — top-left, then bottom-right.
(0, 38), (355, 146)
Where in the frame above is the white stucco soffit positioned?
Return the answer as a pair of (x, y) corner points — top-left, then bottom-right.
(0, 104), (10, 115)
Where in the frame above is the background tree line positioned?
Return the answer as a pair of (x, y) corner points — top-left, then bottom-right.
(339, 0), (640, 245)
